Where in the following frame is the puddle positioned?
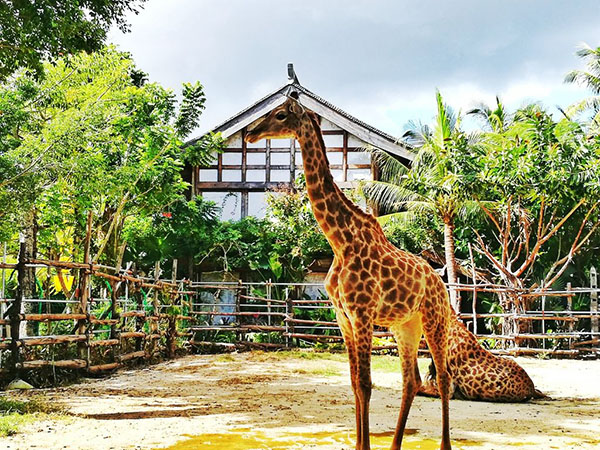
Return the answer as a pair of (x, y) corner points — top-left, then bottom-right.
(160, 428), (474, 449)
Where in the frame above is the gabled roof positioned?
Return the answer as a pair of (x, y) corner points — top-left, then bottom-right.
(186, 65), (413, 163)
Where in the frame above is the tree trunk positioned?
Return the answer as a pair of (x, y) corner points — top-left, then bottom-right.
(22, 209), (38, 336)
(443, 218), (460, 313)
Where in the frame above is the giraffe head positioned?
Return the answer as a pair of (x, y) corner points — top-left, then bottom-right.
(245, 96), (309, 143)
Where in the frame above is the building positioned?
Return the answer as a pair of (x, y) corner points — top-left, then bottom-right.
(184, 64), (413, 220)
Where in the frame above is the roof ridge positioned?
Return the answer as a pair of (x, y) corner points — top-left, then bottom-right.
(184, 78), (412, 154)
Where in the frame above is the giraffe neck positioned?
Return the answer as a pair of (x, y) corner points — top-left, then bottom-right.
(296, 114), (365, 252)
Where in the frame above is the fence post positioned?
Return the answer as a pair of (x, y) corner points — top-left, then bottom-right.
(9, 236), (27, 378)
(78, 212), (93, 371)
(468, 244), (478, 336)
(133, 264), (145, 355)
(166, 259), (177, 358)
(235, 279), (243, 345)
(266, 279), (272, 344)
(591, 267), (598, 337)
(541, 287), (546, 350)
(285, 287), (294, 348)
(567, 282), (574, 350)
(149, 261), (161, 358)
(1, 242), (7, 339)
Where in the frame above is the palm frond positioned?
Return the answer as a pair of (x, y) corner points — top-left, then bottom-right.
(360, 180), (425, 212)
(368, 148), (411, 184)
(376, 210), (419, 227)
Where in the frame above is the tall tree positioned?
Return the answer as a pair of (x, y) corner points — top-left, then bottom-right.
(0, 47), (220, 268)
(0, 0), (147, 80)
(361, 91), (482, 312)
(472, 104), (600, 336)
(564, 43), (600, 131)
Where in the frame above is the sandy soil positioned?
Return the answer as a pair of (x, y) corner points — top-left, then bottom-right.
(2, 352), (599, 450)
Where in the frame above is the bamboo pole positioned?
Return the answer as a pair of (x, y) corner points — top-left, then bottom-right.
(88, 339), (120, 347)
(149, 261), (161, 358)
(567, 282), (574, 350)
(21, 314), (87, 321)
(88, 362), (121, 373)
(162, 260), (178, 359)
(118, 350), (146, 362)
(21, 335), (87, 346)
(1, 242), (6, 339)
(468, 244), (478, 335)
(18, 359), (87, 370)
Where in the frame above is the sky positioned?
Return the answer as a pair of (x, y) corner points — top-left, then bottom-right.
(108, 0), (600, 138)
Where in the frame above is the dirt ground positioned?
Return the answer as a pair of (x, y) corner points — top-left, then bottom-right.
(2, 351), (600, 450)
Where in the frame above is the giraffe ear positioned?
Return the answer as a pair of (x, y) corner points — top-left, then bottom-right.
(288, 99), (303, 116)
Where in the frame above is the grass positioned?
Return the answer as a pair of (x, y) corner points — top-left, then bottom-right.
(294, 367), (342, 377)
(0, 395), (65, 437)
(247, 350), (347, 362)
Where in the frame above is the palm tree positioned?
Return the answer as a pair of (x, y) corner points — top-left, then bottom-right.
(362, 90), (481, 312)
(564, 43), (600, 130)
(468, 96), (511, 133)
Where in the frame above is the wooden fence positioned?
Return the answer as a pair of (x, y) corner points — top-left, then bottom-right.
(1, 244), (599, 381)
(187, 276), (600, 357)
(0, 240), (197, 380)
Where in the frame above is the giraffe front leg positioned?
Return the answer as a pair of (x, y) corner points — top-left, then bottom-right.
(423, 319), (452, 450)
(336, 310), (363, 447)
(353, 317), (373, 450)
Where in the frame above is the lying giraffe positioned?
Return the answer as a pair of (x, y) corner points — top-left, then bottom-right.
(246, 94), (453, 450)
(418, 314), (545, 402)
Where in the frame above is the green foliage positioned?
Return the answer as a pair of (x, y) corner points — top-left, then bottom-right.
(0, 0), (147, 80)
(0, 47), (215, 266)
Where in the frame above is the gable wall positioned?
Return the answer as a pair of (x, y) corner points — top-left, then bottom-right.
(195, 113), (374, 220)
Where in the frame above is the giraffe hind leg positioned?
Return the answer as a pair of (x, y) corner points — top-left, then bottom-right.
(422, 313), (452, 450)
(390, 317), (422, 450)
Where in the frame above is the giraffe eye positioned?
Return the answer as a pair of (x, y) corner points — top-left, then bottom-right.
(275, 112), (286, 121)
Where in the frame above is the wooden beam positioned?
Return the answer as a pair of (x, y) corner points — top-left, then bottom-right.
(265, 138), (271, 183)
(217, 152), (222, 182)
(198, 182), (292, 191)
(342, 131), (348, 182)
(289, 138), (295, 184)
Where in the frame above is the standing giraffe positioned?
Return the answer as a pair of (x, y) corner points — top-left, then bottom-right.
(245, 94), (453, 450)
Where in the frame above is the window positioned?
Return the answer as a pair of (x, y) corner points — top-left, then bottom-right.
(327, 152), (343, 165)
(271, 169), (290, 182)
(323, 134), (343, 148)
(270, 138), (290, 148)
(347, 168), (372, 181)
(222, 170), (242, 182)
(247, 170), (265, 182)
(347, 152), (371, 165)
(271, 152), (290, 166)
(247, 153), (266, 165)
(202, 192), (241, 220)
(222, 152), (242, 165)
(331, 169), (344, 181)
(295, 152), (303, 165)
(248, 192), (268, 218)
(199, 169), (218, 181)
(206, 153), (219, 165)
(247, 138), (266, 149)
